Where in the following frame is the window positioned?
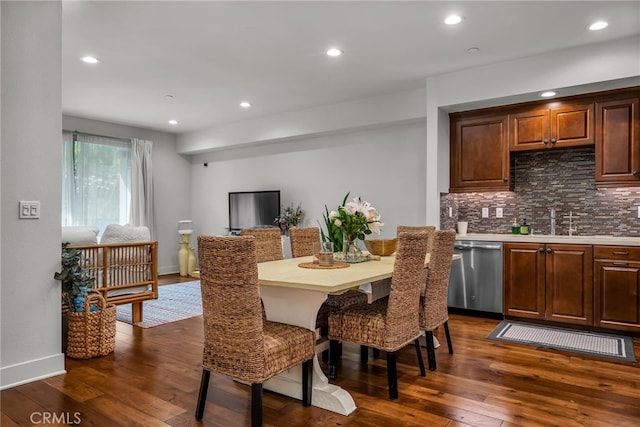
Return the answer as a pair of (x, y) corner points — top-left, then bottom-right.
(62, 131), (131, 235)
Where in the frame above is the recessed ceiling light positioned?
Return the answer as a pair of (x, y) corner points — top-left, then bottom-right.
(81, 56), (99, 64)
(467, 47), (480, 54)
(589, 21), (608, 31)
(326, 47), (343, 57)
(165, 94), (174, 100)
(444, 14), (463, 25)
(168, 119), (178, 125)
(240, 101), (251, 108)
(540, 91), (557, 98)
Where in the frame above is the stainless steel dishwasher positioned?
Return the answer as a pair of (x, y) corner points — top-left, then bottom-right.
(448, 240), (503, 315)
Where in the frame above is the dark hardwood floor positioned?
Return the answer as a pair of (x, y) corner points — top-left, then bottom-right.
(3, 275), (639, 426)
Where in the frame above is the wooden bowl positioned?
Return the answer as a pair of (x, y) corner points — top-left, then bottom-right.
(364, 238), (398, 256)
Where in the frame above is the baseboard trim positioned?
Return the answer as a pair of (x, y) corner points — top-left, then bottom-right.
(0, 353), (66, 390)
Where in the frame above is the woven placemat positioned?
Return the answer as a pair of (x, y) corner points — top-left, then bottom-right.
(298, 261), (350, 269)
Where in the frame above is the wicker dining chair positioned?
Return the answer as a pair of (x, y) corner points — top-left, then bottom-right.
(364, 225), (436, 361)
(288, 227), (369, 371)
(240, 227), (283, 320)
(328, 231), (429, 399)
(240, 228), (284, 263)
(289, 227), (319, 258)
(420, 229), (457, 371)
(195, 235), (315, 427)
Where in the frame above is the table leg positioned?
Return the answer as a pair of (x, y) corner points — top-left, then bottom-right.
(260, 286), (357, 416)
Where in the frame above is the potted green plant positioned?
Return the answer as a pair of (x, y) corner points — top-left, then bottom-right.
(54, 243), (96, 352)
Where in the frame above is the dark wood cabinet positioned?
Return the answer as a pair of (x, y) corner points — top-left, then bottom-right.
(449, 113), (509, 192)
(504, 243), (546, 319)
(595, 96), (640, 187)
(510, 102), (594, 151)
(594, 246), (640, 332)
(504, 243), (593, 326)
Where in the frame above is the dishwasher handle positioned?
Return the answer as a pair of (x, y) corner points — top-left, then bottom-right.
(455, 241), (502, 251)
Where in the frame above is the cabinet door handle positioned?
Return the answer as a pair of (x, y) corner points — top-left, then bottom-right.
(551, 138), (557, 144)
(633, 170), (639, 178)
(612, 251), (629, 256)
(538, 247), (545, 253)
(503, 177), (508, 182)
(613, 262), (629, 267)
(543, 139), (549, 144)
(546, 248), (552, 253)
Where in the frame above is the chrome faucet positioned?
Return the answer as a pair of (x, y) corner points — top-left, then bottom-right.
(568, 211), (577, 236)
(550, 208), (556, 236)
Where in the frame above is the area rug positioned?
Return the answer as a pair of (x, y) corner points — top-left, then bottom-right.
(116, 281), (202, 328)
(488, 320), (636, 362)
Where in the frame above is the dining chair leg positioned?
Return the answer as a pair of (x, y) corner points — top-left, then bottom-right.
(195, 369), (210, 420)
(444, 321), (454, 354)
(386, 351), (398, 400)
(251, 383), (263, 427)
(414, 339), (426, 376)
(328, 339), (339, 380)
(373, 348), (381, 358)
(302, 359), (313, 406)
(426, 330), (437, 371)
(360, 345), (369, 363)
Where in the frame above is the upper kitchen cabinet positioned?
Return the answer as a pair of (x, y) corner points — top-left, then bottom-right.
(595, 95), (640, 188)
(449, 112), (510, 193)
(510, 101), (594, 151)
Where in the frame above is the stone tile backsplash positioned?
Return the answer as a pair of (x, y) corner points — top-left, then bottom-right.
(440, 147), (640, 237)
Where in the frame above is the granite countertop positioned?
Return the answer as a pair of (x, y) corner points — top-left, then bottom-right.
(455, 233), (640, 246)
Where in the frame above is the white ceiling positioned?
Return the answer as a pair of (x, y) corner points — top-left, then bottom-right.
(62, 1), (640, 134)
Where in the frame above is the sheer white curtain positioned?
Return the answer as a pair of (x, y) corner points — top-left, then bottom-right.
(130, 138), (156, 240)
(62, 131), (131, 234)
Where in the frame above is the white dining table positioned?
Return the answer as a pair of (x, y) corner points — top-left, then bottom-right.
(257, 252), (459, 415)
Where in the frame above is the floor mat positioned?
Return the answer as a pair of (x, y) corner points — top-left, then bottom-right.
(488, 320), (636, 362)
(116, 281), (201, 328)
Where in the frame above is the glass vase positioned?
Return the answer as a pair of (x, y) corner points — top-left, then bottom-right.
(342, 232), (362, 262)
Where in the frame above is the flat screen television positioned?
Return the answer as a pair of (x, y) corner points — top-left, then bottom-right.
(228, 190), (280, 232)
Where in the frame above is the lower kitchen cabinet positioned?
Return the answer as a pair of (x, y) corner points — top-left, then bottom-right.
(504, 243), (593, 326)
(594, 246), (640, 332)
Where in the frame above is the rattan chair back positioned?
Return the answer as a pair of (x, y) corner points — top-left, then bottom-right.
(397, 225), (436, 253)
(240, 228), (283, 263)
(420, 229), (456, 330)
(289, 227), (320, 258)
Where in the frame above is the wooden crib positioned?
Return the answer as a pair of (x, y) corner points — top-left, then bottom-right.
(67, 241), (159, 323)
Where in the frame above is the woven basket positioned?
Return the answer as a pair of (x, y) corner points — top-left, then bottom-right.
(66, 291), (116, 359)
(364, 238), (398, 256)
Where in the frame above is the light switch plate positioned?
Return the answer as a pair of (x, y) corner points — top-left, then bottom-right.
(496, 207), (504, 218)
(19, 201), (40, 219)
(482, 207), (489, 218)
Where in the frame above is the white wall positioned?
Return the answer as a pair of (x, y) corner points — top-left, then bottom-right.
(62, 116), (192, 274)
(190, 121), (427, 241)
(1, 1), (65, 389)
